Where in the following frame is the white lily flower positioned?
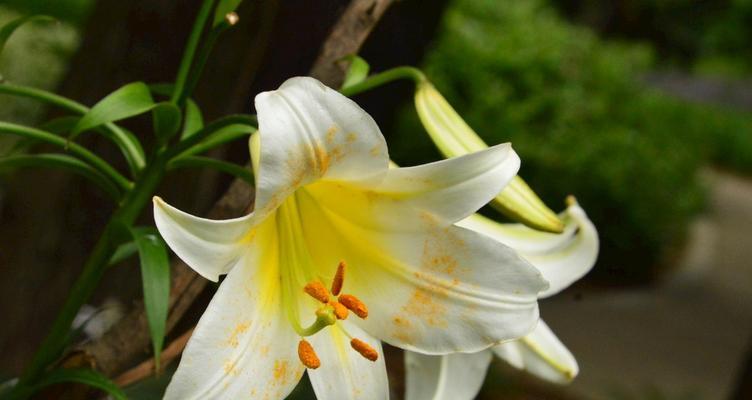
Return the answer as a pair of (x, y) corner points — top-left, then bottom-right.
(153, 77), (549, 400)
(405, 200), (599, 399)
(414, 80), (564, 233)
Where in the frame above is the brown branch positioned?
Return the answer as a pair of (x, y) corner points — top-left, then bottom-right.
(68, 0), (395, 380)
(113, 328), (194, 387)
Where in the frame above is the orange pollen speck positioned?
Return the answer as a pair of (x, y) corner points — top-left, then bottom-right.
(304, 281), (330, 304)
(330, 301), (349, 320)
(338, 294), (368, 318)
(331, 260), (346, 295)
(298, 340), (321, 369)
(350, 338), (378, 362)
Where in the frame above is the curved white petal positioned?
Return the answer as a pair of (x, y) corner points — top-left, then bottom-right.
(296, 191), (547, 354)
(164, 217), (305, 400)
(307, 322), (389, 400)
(405, 350), (492, 400)
(493, 320), (578, 384)
(458, 201), (599, 297)
(153, 196), (255, 281)
(253, 76), (389, 218)
(305, 144), (520, 232)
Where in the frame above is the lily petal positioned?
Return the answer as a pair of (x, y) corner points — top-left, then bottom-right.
(307, 321), (389, 400)
(305, 144), (520, 232)
(458, 200), (598, 297)
(405, 350), (492, 400)
(493, 320), (578, 383)
(253, 77), (389, 218)
(164, 217), (305, 399)
(297, 191), (548, 354)
(153, 196), (255, 281)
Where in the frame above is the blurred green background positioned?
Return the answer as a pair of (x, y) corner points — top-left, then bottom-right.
(2, 0), (752, 399)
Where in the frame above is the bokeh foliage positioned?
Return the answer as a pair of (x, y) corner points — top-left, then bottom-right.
(390, 0), (752, 282)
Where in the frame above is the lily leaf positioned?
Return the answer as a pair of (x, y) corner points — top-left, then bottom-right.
(213, 0), (243, 27)
(25, 368), (126, 400)
(0, 153), (121, 200)
(181, 99), (204, 140)
(131, 227), (171, 371)
(72, 82), (156, 139)
(168, 155), (254, 184)
(108, 240), (138, 266)
(340, 55), (370, 91)
(0, 16), (55, 59)
(152, 102), (182, 142)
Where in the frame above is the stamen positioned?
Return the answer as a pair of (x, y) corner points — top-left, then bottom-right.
(331, 260), (346, 295)
(330, 301), (348, 320)
(338, 294), (368, 319)
(298, 340), (321, 369)
(304, 281), (330, 304)
(350, 338), (378, 362)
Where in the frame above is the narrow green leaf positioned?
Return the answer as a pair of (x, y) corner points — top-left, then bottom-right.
(0, 16), (55, 59)
(152, 102), (182, 142)
(213, 0), (243, 27)
(177, 123), (256, 158)
(131, 227), (171, 371)
(40, 116), (80, 135)
(340, 55), (370, 91)
(72, 82), (156, 138)
(181, 99), (204, 139)
(27, 368), (126, 400)
(108, 241), (138, 266)
(168, 155), (254, 184)
(0, 154), (121, 200)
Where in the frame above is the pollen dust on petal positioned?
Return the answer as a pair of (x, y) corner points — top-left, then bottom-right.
(226, 321), (250, 348)
(326, 126), (339, 143)
(273, 360), (290, 385)
(345, 132), (357, 143)
(223, 359), (240, 376)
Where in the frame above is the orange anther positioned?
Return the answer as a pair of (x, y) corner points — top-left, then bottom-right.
(330, 301), (348, 320)
(304, 281), (330, 304)
(331, 260), (346, 295)
(350, 338), (378, 362)
(338, 294), (368, 319)
(298, 340), (321, 369)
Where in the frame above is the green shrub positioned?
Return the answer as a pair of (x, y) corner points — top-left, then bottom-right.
(390, 0), (752, 282)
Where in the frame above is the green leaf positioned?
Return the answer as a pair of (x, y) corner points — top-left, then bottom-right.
(0, 15), (55, 59)
(152, 102), (182, 142)
(72, 82), (156, 138)
(340, 55), (370, 90)
(28, 368), (127, 400)
(213, 0), (243, 27)
(177, 123), (256, 158)
(108, 241), (138, 266)
(181, 99), (204, 139)
(131, 227), (171, 371)
(0, 154), (121, 200)
(167, 155), (254, 184)
(40, 116), (80, 135)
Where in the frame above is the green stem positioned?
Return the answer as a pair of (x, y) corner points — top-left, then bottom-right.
(176, 124), (256, 158)
(340, 66), (426, 97)
(168, 155), (254, 184)
(180, 20), (234, 104)
(0, 122), (132, 193)
(170, 0), (217, 105)
(0, 83), (146, 175)
(10, 154), (169, 397)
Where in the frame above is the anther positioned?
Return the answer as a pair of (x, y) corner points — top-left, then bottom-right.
(331, 260), (346, 295)
(304, 281), (330, 304)
(298, 340), (321, 369)
(330, 301), (348, 320)
(350, 338), (378, 362)
(338, 294), (368, 319)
